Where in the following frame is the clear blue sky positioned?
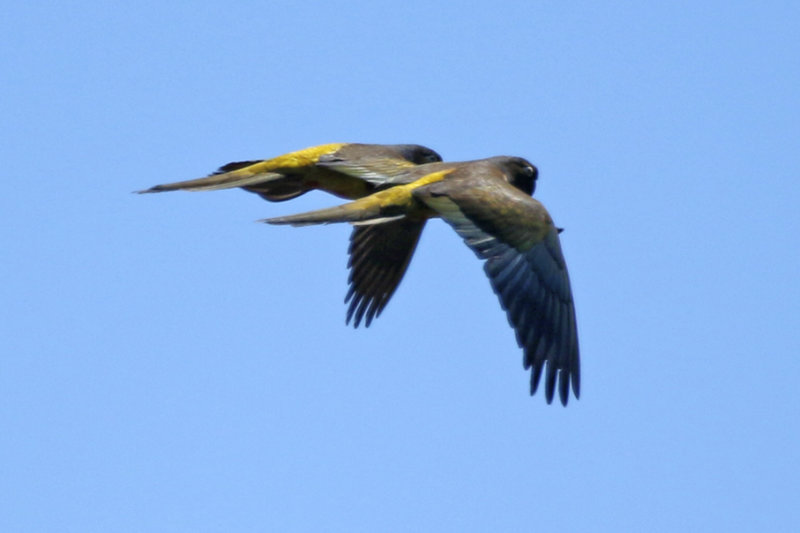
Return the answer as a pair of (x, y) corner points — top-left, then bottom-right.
(2, 2), (799, 531)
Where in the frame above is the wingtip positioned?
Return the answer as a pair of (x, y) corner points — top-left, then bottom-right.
(529, 361), (579, 406)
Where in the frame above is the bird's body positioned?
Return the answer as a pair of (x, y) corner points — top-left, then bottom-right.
(138, 142), (442, 201)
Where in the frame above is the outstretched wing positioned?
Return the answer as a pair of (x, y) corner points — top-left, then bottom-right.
(345, 219), (426, 328)
(415, 177), (579, 405)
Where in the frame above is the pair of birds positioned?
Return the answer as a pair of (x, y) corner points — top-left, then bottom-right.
(140, 142), (580, 405)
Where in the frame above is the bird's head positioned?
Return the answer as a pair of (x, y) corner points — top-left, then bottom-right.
(393, 144), (443, 165)
(490, 156), (538, 195)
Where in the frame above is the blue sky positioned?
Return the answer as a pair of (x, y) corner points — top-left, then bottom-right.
(2, 2), (799, 531)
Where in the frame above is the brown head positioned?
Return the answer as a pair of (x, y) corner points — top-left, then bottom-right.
(484, 156), (538, 195)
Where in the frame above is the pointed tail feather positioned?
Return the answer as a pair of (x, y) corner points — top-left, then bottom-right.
(261, 185), (416, 227)
(262, 200), (385, 227)
(261, 168), (455, 227)
(137, 144), (352, 194)
(136, 161), (285, 194)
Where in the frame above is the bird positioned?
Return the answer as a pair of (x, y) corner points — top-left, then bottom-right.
(137, 142), (442, 201)
(138, 142), (443, 326)
(264, 156), (580, 405)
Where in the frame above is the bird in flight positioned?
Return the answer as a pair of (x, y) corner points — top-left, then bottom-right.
(137, 142), (442, 201)
(138, 142), (443, 326)
(264, 156), (580, 405)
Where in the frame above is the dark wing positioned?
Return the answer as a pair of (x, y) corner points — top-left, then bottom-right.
(415, 177), (579, 405)
(345, 218), (426, 327)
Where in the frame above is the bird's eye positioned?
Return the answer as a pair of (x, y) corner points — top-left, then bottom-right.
(422, 150), (442, 163)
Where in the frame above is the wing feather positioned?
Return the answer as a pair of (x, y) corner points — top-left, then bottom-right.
(415, 181), (580, 405)
(345, 219), (426, 328)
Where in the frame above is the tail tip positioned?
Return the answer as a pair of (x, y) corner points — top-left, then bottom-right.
(134, 185), (166, 194)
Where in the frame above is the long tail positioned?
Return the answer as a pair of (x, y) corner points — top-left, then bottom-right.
(263, 168), (455, 227)
(136, 160), (285, 194)
(136, 143), (348, 195)
(262, 187), (414, 227)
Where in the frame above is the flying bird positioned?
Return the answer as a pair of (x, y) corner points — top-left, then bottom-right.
(137, 142), (442, 201)
(139, 142), (443, 325)
(265, 157), (580, 405)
